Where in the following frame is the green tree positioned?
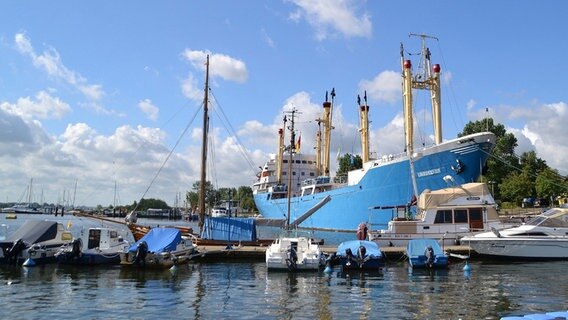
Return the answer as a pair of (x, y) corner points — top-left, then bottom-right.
(336, 153), (362, 178)
(500, 171), (533, 205)
(136, 198), (170, 211)
(459, 118), (518, 199)
(536, 167), (568, 202)
(187, 181), (217, 211)
(237, 186), (256, 212)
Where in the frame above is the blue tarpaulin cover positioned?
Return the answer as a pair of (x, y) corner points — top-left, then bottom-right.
(336, 240), (382, 258)
(128, 228), (181, 253)
(406, 238), (444, 258)
(200, 217), (257, 241)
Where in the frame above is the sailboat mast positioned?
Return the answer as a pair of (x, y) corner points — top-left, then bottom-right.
(72, 179), (77, 209)
(198, 55), (210, 232)
(28, 178), (33, 207)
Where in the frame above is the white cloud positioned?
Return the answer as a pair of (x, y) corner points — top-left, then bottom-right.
(181, 73), (203, 102)
(138, 99), (159, 121)
(358, 70), (400, 104)
(288, 0), (372, 40)
(486, 101), (568, 175)
(0, 91), (71, 120)
(14, 32), (105, 102)
(182, 49), (248, 84)
(261, 28), (276, 48)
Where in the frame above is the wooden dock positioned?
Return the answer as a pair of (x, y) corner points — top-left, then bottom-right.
(194, 244), (477, 261)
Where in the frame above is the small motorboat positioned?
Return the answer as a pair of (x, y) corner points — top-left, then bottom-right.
(56, 227), (130, 265)
(120, 227), (199, 268)
(406, 238), (448, 268)
(0, 220), (73, 265)
(265, 230), (324, 272)
(461, 207), (568, 259)
(333, 240), (383, 270)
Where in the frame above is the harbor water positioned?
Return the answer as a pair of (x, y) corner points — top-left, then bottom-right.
(1, 214), (567, 319)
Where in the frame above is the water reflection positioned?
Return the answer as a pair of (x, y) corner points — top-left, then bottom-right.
(0, 258), (566, 318)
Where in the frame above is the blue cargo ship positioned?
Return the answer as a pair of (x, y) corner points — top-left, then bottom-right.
(253, 36), (495, 232)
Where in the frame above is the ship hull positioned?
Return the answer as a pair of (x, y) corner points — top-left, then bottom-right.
(253, 133), (494, 232)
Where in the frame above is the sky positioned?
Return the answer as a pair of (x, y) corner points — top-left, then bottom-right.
(1, 1), (567, 208)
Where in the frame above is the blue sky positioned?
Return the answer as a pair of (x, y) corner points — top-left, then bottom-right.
(1, 1), (567, 207)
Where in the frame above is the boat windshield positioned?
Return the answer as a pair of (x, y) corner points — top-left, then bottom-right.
(526, 208), (568, 228)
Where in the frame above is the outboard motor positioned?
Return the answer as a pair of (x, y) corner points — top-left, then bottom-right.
(134, 241), (148, 266)
(345, 248), (355, 266)
(425, 245), (435, 268)
(356, 245), (368, 268)
(324, 252), (338, 272)
(6, 239), (26, 264)
(70, 239), (82, 259)
(286, 243), (298, 271)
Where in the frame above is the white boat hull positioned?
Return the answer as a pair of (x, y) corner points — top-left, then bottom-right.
(464, 238), (568, 259)
(265, 235), (323, 271)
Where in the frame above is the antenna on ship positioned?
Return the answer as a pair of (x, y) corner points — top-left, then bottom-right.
(283, 107), (300, 229)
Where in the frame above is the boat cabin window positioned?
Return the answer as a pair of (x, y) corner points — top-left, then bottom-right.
(110, 230), (118, 239)
(88, 229), (101, 249)
(528, 208), (568, 227)
(454, 209), (468, 223)
(512, 232), (548, 237)
(434, 210), (453, 223)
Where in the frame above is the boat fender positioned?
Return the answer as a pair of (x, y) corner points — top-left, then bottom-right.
(425, 245), (434, 268)
(135, 241), (148, 266)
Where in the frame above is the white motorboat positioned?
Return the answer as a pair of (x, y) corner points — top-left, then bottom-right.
(0, 220), (73, 265)
(56, 227), (130, 265)
(461, 207), (568, 259)
(265, 230), (324, 271)
(369, 182), (511, 247)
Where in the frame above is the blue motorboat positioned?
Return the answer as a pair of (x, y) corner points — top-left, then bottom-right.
(406, 238), (448, 268)
(334, 240), (383, 270)
(120, 227), (198, 268)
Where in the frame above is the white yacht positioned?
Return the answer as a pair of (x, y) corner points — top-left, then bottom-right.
(369, 182), (511, 247)
(461, 207), (568, 259)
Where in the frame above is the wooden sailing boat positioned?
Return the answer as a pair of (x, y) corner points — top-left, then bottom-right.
(265, 108), (324, 271)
